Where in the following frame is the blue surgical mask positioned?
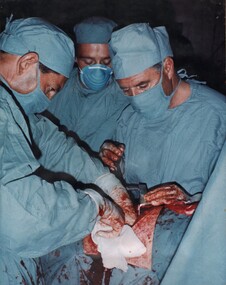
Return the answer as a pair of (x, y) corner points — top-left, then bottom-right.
(127, 69), (181, 120)
(1, 70), (50, 115)
(79, 64), (113, 91)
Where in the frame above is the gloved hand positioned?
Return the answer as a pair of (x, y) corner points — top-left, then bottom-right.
(166, 201), (199, 216)
(95, 173), (137, 226)
(84, 189), (125, 238)
(144, 183), (188, 206)
(143, 183), (201, 216)
(99, 140), (125, 172)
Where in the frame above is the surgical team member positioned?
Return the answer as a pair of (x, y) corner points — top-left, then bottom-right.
(0, 17), (136, 285)
(100, 23), (226, 284)
(47, 16), (129, 152)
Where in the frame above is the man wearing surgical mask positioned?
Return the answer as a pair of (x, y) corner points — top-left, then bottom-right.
(47, 16), (129, 152)
(0, 17), (136, 285)
(99, 23), (226, 284)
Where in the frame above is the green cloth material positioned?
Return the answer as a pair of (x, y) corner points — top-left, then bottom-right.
(74, 16), (117, 44)
(0, 17), (75, 77)
(109, 23), (173, 79)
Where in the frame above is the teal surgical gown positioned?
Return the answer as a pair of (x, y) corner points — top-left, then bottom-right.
(107, 81), (226, 284)
(161, 139), (226, 285)
(47, 68), (129, 152)
(0, 86), (112, 285)
(41, 81), (226, 285)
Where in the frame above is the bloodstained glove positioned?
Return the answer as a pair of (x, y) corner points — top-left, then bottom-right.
(144, 183), (187, 206)
(95, 173), (137, 226)
(143, 182), (201, 216)
(84, 189), (125, 238)
(99, 140), (125, 172)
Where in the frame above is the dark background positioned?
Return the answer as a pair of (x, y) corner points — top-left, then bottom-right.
(0, 0), (225, 93)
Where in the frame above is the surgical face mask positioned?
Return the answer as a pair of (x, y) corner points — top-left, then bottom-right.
(79, 64), (113, 91)
(1, 69), (50, 115)
(127, 70), (181, 120)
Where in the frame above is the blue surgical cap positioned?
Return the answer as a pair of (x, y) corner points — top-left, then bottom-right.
(0, 17), (75, 78)
(73, 16), (117, 44)
(109, 23), (173, 79)
(153, 26), (173, 61)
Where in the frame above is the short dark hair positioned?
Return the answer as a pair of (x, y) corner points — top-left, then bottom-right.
(39, 62), (59, 74)
(152, 62), (162, 72)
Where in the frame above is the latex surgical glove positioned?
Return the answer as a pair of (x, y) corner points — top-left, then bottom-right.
(144, 183), (188, 206)
(84, 189), (125, 238)
(95, 173), (137, 226)
(99, 140), (125, 172)
(166, 201), (199, 216)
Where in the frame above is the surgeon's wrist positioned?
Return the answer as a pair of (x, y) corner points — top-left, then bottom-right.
(95, 173), (125, 196)
(84, 189), (103, 212)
